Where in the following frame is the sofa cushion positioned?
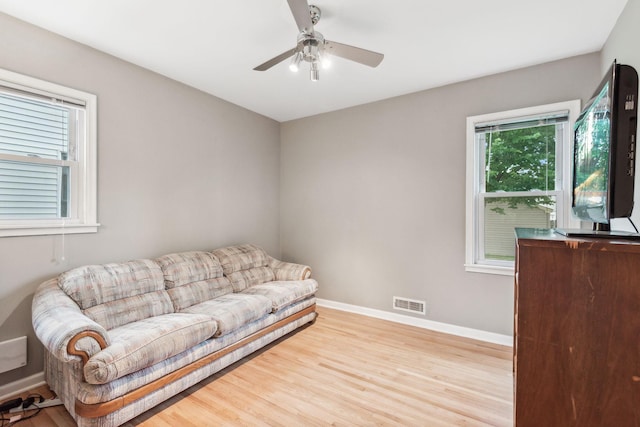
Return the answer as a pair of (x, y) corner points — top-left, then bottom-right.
(156, 251), (224, 288)
(180, 294), (271, 337)
(167, 278), (233, 311)
(84, 291), (175, 331)
(240, 279), (319, 312)
(84, 312), (217, 384)
(156, 251), (233, 310)
(59, 259), (165, 309)
(212, 244), (269, 275)
(58, 260), (173, 330)
(226, 266), (275, 292)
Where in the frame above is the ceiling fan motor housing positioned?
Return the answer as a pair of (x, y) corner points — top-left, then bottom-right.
(297, 31), (325, 63)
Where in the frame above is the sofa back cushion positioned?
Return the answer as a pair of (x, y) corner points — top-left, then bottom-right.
(156, 251), (233, 310)
(226, 267), (275, 291)
(58, 260), (173, 330)
(211, 244), (275, 291)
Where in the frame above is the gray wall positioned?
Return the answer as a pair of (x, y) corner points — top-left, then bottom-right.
(602, 0), (640, 231)
(2, 0), (632, 390)
(602, 0), (640, 82)
(0, 13), (281, 386)
(280, 53), (601, 336)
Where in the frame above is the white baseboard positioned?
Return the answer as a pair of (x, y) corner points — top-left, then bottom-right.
(0, 372), (45, 401)
(316, 298), (513, 347)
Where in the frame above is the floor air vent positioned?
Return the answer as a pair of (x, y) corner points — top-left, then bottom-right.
(393, 296), (426, 315)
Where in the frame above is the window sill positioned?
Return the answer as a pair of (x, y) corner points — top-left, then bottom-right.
(464, 263), (515, 276)
(0, 223), (100, 238)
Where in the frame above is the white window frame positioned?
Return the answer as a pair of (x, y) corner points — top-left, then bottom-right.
(465, 100), (581, 275)
(0, 68), (98, 237)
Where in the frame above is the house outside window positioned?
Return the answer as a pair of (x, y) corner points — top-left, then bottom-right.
(465, 101), (580, 275)
(0, 69), (98, 237)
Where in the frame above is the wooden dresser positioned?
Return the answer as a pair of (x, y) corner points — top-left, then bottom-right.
(514, 228), (640, 427)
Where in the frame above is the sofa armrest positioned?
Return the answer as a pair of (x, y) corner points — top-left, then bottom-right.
(32, 279), (110, 364)
(268, 257), (312, 281)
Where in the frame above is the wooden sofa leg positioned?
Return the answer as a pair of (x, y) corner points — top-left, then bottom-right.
(309, 312), (319, 325)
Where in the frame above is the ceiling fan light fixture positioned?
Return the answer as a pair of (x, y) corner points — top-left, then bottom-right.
(320, 50), (331, 69)
(310, 61), (319, 81)
(289, 51), (302, 72)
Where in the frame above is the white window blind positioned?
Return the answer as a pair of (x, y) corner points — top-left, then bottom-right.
(0, 91), (81, 219)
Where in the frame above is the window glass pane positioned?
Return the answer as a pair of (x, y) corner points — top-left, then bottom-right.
(483, 124), (557, 192)
(483, 195), (557, 261)
(0, 93), (69, 160)
(0, 160), (69, 219)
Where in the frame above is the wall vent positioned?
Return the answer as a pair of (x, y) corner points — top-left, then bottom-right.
(393, 296), (426, 315)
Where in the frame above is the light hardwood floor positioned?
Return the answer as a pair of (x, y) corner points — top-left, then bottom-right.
(9, 307), (513, 426)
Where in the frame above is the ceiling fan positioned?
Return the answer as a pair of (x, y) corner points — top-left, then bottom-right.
(253, 0), (384, 81)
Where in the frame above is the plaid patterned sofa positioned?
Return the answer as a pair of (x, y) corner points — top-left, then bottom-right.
(32, 244), (318, 427)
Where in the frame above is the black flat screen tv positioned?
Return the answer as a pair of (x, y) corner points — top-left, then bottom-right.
(556, 60), (639, 239)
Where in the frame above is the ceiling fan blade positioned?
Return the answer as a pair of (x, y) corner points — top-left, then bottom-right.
(253, 48), (298, 71)
(324, 41), (384, 67)
(287, 0), (313, 34)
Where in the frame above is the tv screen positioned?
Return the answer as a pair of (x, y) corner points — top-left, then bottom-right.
(572, 80), (612, 224)
(557, 60), (639, 239)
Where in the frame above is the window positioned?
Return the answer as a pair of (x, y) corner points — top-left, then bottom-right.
(466, 101), (580, 275)
(0, 68), (97, 237)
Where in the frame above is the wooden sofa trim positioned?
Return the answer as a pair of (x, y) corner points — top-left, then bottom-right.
(67, 331), (108, 365)
(75, 304), (317, 419)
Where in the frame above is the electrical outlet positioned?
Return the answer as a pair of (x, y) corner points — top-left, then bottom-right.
(0, 336), (27, 374)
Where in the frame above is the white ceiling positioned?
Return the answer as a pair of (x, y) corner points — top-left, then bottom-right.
(0, 0), (629, 122)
